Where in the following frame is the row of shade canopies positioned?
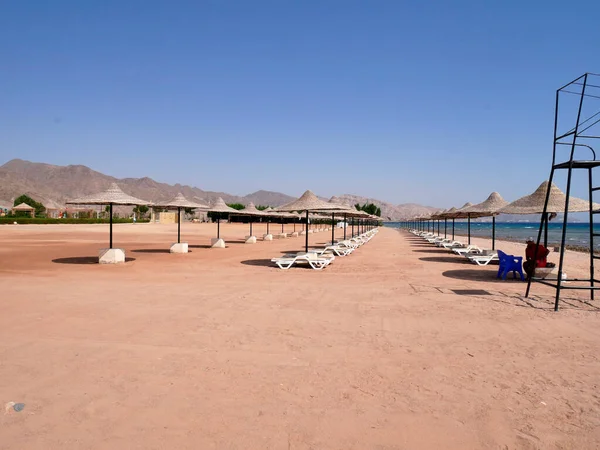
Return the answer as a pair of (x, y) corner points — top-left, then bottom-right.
(65, 183), (381, 258)
(402, 180), (600, 250)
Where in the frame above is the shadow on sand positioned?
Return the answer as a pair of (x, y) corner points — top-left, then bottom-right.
(419, 256), (471, 264)
(412, 249), (451, 254)
(131, 249), (173, 254)
(240, 259), (275, 268)
(52, 256), (136, 265)
(188, 244), (213, 249)
(441, 269), (519, 282)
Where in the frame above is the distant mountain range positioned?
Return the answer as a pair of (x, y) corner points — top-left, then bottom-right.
(0, 159), (440, 220)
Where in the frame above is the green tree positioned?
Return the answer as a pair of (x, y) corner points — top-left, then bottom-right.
(133, 205), (149, 218)
(13, 194), (45, 217)
(226, 203), (245, 210)
(354, 202), (381, 217)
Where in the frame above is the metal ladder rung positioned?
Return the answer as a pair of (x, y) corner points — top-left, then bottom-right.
(592, 187), (600, 192)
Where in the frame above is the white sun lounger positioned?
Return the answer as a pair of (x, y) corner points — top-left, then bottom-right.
(467, 252), (499, 266)
(440, 240), (464, 249)
(309, 245), (350, 257)
(453, 245), (481, 256)
(271, 252), (333, 270)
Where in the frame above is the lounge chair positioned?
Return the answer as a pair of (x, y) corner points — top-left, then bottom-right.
(271, 252), (333, 270)
(309, 245), (350, 257)
(440, 240), (464, 249)
(453, 245), (481, 256)
(467, 251), (499, 266)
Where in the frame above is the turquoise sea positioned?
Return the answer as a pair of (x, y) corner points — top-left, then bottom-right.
(384, 221), (600, 249)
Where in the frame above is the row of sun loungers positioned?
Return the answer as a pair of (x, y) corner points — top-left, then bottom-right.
(271, 229), (378, 270)
(410, 230), (500, 265)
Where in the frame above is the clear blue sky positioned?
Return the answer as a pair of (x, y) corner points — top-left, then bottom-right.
(1, 1), (599, 207)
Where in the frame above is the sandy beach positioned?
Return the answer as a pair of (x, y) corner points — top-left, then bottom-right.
(1, 223), (599, 449)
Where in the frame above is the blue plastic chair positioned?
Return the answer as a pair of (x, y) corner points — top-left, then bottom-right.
(497, 250), (525, 281)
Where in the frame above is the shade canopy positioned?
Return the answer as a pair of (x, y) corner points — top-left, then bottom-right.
(66, 183), (151, 206)
(275, 190), (348, 212)
(262, 207), (287, 218)
(462, 192), (508, 217)
(238, 202), (267, 216)
(438, 207), (458, 219)
(499, 181), (600, 214)
(314, 205), (364, 218)
(449, 202), (477, 219)
(13, 202), (35, 211)
(429, 209), (446, 219)
(154, 193), (209, 209)
(204, 197), (241, 214)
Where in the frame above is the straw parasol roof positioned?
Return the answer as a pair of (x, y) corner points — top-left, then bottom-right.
(204, 197), (241, 214)
(66, 183), (151, 206)
(429, 209), (446, 219)
(275, 190), (348, 212)
(499, 181), (600, 214)
(154, 193), (209, 209)
(462, 192), (508, 217)
(449, 202), (476, 219)
(438, 207), (458, 218)
(13, 202), (35, 211)
(239, 202), (267, 216)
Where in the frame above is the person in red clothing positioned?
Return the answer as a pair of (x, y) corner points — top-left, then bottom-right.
(523, 236), (550, 277)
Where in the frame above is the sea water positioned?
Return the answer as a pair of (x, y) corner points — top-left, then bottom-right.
(385, 221), (600, 249)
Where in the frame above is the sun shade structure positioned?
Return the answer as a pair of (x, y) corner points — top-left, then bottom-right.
(234, 202), (267, 242)
(153, 193), (209, 249)
(462, 192), (509, 250)
(499, 181), (599, 214)
(66, 183), (151, 251)
(204, 197), (245, 247)
(447, 202), (477, 244)
(13, 202), (35, 217)
(499, 180), (600, 250)
(276, 190), (348, 252)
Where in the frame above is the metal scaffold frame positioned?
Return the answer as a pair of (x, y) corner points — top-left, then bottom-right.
(525, 73), (600, 311)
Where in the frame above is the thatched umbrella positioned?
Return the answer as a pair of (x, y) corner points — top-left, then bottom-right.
(66, 183), (151, 250)
(434, 209), (449, 238)
(12, 202), (35, 217)
(448, 202), (478, 244)
(236, 202), (268, 242)
(262, 207), (279, 237)
(441, 207), (458, 239)
(498, 181), (600, 247)
(462, 192), (508, 250)
(154, 193), (209, 248)
(275, 190), (347, 252)
(204, 197), (240, 247)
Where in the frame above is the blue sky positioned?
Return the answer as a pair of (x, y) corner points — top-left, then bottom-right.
(1, 1), (599, 207)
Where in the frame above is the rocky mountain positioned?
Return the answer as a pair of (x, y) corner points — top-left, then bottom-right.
(0, 159), (438, 220)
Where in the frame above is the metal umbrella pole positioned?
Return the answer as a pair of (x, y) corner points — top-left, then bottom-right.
(492, 215), (496, 250)
(467, 215), (471, 245)
(304, 210), (309, 252)
(109, 203), (113, 248)
(331, 212), (335, 244)
(344, 213), (347, 240)
(177, 207), (181, 243)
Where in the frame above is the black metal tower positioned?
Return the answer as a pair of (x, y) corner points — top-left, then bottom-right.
(525, 73), (600, 311)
